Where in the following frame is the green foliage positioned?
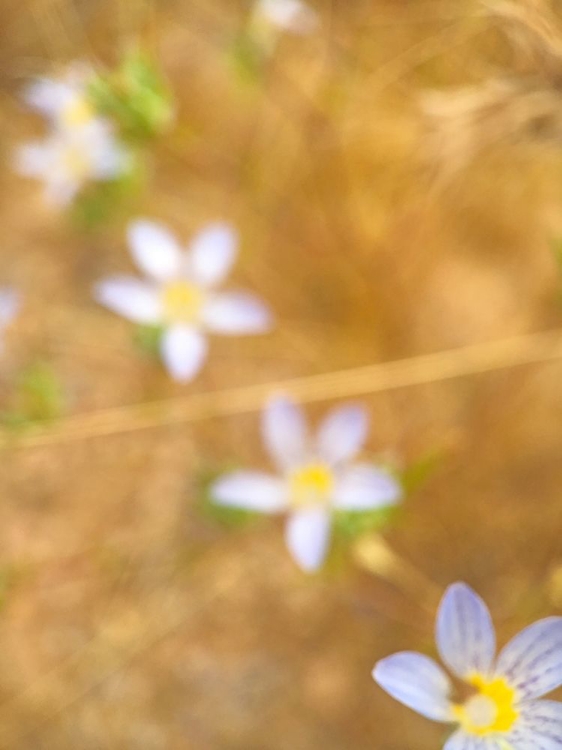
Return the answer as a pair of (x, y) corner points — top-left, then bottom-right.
(133, 323), (164, 360)
(89, 49), (175, 142)
(401, 448), (444, 495)
(0, 362), (64, 431)
(229, 34), (265, 85)
(333, 503), (400, 541)
(70, 154), (143, 230)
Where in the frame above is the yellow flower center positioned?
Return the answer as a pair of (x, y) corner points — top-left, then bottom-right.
(289, 463), (334, 507)
(161, 281), (204, 324)
(62, 144), (92, 180)
(452, 676), (519, 736)
(61, 97), (95, 128)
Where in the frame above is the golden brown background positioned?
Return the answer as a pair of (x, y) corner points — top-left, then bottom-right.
(2, 0), (562, 747)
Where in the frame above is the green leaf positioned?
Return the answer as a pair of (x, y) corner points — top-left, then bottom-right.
(70, 157), (143, 230)
(16, 362), (64, 423)
(229, 33), (265, 85)
(133, 323), (164, 359)
(88, 48), (175, 142)
(333, 503), (400, 541)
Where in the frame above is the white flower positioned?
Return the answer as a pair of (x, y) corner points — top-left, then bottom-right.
(15, 120), (129, 206)
(373, 582), (562, 750)
(22, 63), (98, 131)
(94, 220), (273, 381)
(0, 288), (20, 354)
(251, 0), (319, 35)
(211, 395), (402, 572)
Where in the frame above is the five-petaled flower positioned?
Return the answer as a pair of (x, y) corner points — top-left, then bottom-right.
(15, 64), (129, 205)
(211, 395), (402, 572)
(94, 220), (273, 382)
(0, 288), (20, 354)
(373, 582), (562, 750)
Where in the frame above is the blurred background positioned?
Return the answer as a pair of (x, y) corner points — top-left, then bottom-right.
(2, 0), (562, 747)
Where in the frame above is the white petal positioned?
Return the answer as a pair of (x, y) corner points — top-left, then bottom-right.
(44, 175), (80, 206)
(285, 506), (331, 572)
(333, 464), (402, 510)
(91, 138), (129, 179)
(0, 289), (20, 325)
(373, 652), (453, 722)
(127, 220), (183, 281)
(495, 617), (562, 700)
(444, 731), (501, 750)
(201, 292), (272, 335)
(262, 395), (308, 470)
(211, 471), (288, 513)
(189, 223), (238, 287)
(23, 78), (69, 116)
(256, 0), (318, 33)
(316, 404), (369, 464)
(94, 276), (162, 324)
(436, 583), (496, 680)
(506, 700), (562, 750)
(14, 142), (52, 177)
(160, 324), (207, 382)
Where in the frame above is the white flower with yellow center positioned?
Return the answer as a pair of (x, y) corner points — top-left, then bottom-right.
(15, 121), (129, 205)
(15, 64), (129, 205)
(373, 582), (562, 750)
(0, 288), (19, 354)
(94, 220), (272, 382)
(22, 64), (98, 131)
(211, 396), (402, 572)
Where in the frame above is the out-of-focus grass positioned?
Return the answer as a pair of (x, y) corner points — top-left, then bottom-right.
(2, 1), (562, 748)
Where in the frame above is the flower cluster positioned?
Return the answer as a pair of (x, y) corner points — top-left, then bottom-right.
(15, 64), (129, 205)
(4, 7), (562, 748)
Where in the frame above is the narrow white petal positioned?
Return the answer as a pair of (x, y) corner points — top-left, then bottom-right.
(189, 223), (238, 287)
(14, 142), (52, 177)
(127, 220), (183, 281)
(23, 78), (68, 116)
(94, 277), (162, 324)
(262, 395), (308, 470)
(211, 471), (288, 513)
(285, 506), (331, 572)
(160, 325), (207, 382)
(201, 292), (272, 335)
(333, 464), (402, 510)
(373, 652), (453, 722)
(495, 617), (562, 700)
(436, 583), (496, 680)
(316, 404), (369, 464)
(92, 139), (129, 179)
(506, 700), (562, 750)
(443, 731), (501, 750)
(0, 289), (20, 326)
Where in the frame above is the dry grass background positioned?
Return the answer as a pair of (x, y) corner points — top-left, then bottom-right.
(2, 0), (562, 747)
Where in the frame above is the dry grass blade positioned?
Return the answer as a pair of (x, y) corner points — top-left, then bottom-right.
(421, 0), (562, 174)
(3, 328), (562, 449)
(485, 0), (562, 74)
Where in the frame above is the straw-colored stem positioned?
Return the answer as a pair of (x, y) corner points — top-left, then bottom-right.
(3, 327), (562, 450)
(353, 534), (442, 614)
